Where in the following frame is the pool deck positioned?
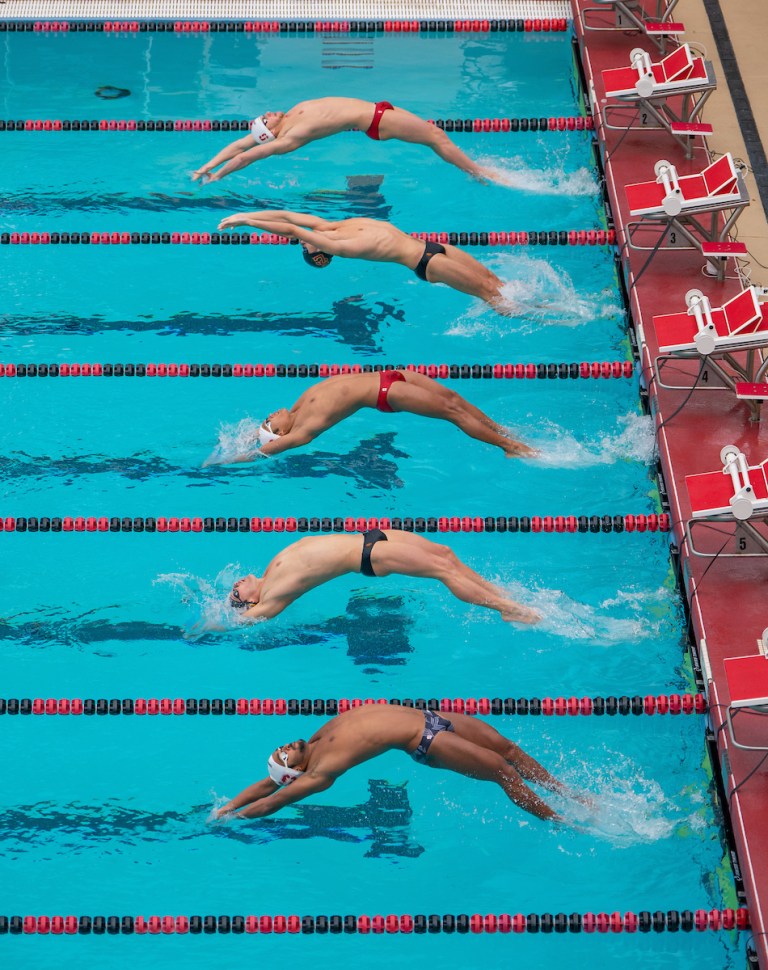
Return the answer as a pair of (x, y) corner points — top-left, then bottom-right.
(573, 0), (768, 965)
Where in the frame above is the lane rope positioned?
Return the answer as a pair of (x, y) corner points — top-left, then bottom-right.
(0, 362), (635, 379)
(0, 514), (672, 534)
(0, 230), (617, 247)
(0, 695), (707, 716)
(0, 909), (749, 935)
(3, 19), (572, 35)
(1, 116), (594, 133)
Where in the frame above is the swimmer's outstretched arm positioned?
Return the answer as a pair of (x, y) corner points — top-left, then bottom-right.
(217, 774), (334, 819)
(239, 597), (291, 621)
(219, 216), (345, 258)
(257, 430), (315, 456)
(215, 777), (278, 816)
(192, 138), (297, 182)
(218, 210), (333, 231)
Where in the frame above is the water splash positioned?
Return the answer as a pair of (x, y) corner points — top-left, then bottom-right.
(154, 566), (254, 638)
(481, 154), (598, 196)
(202, 417), (265, 466)
(498, 579), (674, 646)
(446, 254), (622, 333)
(531, 412), (657, 468)
(207, 789), (235, 824)
(550, 753), (701, 846)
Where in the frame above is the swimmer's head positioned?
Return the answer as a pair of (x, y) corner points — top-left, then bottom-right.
(257, 409), (291, 447)
(267, 740), (307, 786)
(230, 575), (261, 610)
(301, 243), (334, 270)
(250, 114), (277, 144)
(257, 420), (280, 448)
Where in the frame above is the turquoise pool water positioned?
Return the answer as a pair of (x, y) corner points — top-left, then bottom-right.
(0, 25), (746, 968)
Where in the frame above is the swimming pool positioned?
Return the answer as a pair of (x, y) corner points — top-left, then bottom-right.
(0, 18), (748, 968)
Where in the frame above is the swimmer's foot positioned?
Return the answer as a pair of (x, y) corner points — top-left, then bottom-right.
(501, 603), (542, 624)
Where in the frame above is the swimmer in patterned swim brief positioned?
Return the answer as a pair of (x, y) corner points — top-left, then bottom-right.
(214, 704), (585, 823)
(411, 710), (456, 764)
(192, 96), (500, 183)
(202, 369), (535, 464)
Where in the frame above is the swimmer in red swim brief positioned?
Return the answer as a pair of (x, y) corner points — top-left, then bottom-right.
(364, 100), (394, 140)
(375, 369), (405, 412)
(202, 370), (536, 464)
(192, 96), (497, 183)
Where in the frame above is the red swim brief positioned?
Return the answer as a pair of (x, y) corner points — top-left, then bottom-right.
(365, 101), (394, 141)
(376, 369), (405, 412)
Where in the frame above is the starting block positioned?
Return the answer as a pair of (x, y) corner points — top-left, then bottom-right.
(602, 45), (716, 158)
(685, 445), (768, 556)
(654, 286), (768, 420)
(625, 153), (749, 281)
(724, 630), (768, 753)
(582, 0), (684, 53)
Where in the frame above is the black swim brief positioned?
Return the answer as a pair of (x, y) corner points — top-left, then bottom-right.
(360, 528), (388, 577)
(411, 710), (455, 763)
(414, 240), (446, 282)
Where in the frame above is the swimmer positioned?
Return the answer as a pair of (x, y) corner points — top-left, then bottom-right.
(227, 531), (541, 624)
(203, 370), (535, 463)
(217, 210), (522, 315)
(215, 704), (573, 821)
(191, 97), (498, 184)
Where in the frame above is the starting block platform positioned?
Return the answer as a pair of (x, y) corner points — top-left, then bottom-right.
(685, 446), (768, 557)
(625, 153), (750, 281)
(724, 642), (768, 752)
(582, 0), (683, 53)
(602, 44), (716, 158)
(654, 286), (768, 420)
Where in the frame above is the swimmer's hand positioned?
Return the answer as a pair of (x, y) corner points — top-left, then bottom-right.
(202, 449), (263, 467)
(218, 214), (253, 231)
(191, 170), (215, 184)
(184, 618), (228, 640)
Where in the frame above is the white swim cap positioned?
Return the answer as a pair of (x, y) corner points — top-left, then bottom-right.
(257, 420), (280, 448)
(267, 752), (303, 786)
(250, 115), (276, 144)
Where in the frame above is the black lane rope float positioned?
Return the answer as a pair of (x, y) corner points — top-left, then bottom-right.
(1, 117), (594, 133)
(0, 362), (635, 379)
(0, 909), (748, 935)
(3, 19), (571, 36)
(0, 514), (671, 534)
(0, 694), (706, 716)
(0, 230), (617, 246)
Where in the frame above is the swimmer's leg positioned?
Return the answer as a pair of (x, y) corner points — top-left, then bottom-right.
(375, 534), (540, 623)
(389, 377), (535, 457)
(448, 714), (567, 793)
(377, 108), (493, 180)
(425, 731), (559, 820)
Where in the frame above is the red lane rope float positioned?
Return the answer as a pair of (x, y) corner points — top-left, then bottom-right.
(0, 694), (707, 717)
(0, 229), (617, 247)
(5, 19), (572, 36)
(0, 514), (671, 534)
(0, 117), (593, 134)
(0, 362), (635, 379)
(0, 908), (748, 935)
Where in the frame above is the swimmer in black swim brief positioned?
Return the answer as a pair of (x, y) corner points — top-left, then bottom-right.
(360, 528), (388, 577)
(411, 710), (456, 763)
(414, 240), (446, 282)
